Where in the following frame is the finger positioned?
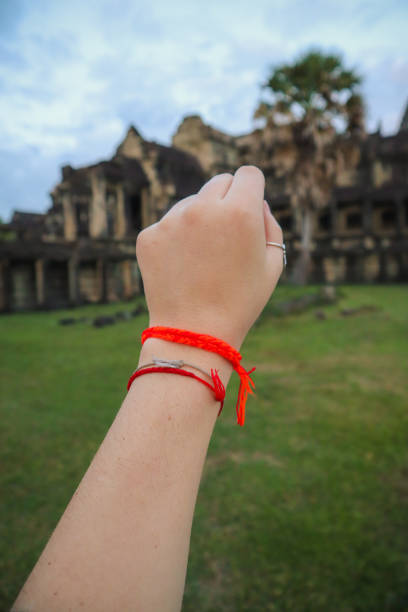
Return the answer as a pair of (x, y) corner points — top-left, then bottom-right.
(159, 195), (196, 221)
(198, 173), (234, 200)
(263, 200), (285, 272)
(263, 200), (283, 243)
(223, 166), (265, 209)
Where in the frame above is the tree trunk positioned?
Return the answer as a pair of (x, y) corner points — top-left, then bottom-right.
(291, 207), (313, 285)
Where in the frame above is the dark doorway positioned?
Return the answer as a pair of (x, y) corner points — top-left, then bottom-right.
(128, 194), (142, 234)
(47, 261), (69, 308)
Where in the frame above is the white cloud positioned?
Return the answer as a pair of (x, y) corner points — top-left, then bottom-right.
(0, 0), (407, 218)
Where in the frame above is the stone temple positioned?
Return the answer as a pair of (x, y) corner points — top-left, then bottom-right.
(1, 103), (408, 312)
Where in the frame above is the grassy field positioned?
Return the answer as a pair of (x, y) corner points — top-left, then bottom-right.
(1, 285), (407, 611)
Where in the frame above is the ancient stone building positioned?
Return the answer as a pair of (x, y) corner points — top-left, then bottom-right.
(0, 127), (205, 312)
(1, 102), (407, 313)
(173, 107), (408, 284)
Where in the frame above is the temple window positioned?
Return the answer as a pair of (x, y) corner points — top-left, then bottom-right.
(346, 212), (362, 230)
(381, 209), (396, 229)
(318, 212), (332, 231)
(373, 199), (396, 234)
(75, 201), (89, 237)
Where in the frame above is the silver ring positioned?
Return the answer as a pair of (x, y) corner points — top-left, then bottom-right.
(266, 241), (287, 267)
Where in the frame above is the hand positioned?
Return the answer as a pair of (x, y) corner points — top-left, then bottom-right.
(135, 165), (284, 350)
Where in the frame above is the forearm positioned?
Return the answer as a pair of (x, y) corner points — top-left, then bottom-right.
(13, 338), (233, 612)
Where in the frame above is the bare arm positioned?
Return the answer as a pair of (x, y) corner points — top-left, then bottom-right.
(13, 166), (283, 611)
(13, 339), (233, 611)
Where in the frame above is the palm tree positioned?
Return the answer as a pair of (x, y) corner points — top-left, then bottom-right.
(252, 48), (366, 284)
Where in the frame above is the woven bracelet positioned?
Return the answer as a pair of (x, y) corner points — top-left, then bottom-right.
(127, 326), (256, 426)
(127, 362), (226, 416)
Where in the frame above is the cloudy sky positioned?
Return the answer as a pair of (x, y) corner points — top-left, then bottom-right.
(0, 0), (407, 220)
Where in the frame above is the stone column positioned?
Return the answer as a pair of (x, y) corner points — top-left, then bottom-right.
(90, 171), (107, 238)
(68, 257), (79, 304)
(0, 259), (10, 311)
(35, 258), (46, 307)
(62, 192), (77, 241)
(122, 260), (133, 299)
(323, 257), (336, 283)
(363, 253), (380, 282)
(116, 185), (127, 238)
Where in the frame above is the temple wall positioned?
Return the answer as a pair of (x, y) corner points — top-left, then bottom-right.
(2, 117), (407, 314)
(172, 115), (239, 175)
(106, 261), (124, 302)
(78, 261), (101, 303)
(372, 160), (393, 188)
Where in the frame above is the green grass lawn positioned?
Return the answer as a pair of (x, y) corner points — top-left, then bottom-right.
(1, 285), (408, 611)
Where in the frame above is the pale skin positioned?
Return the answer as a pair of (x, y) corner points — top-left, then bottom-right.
(12, 165), (284, 611)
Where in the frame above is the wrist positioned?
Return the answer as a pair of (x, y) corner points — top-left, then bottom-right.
(145, 316), (245, 352)
(136, 325), (256, 427)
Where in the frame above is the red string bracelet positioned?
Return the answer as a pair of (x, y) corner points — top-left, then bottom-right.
(136, 326), (256, 426)
(127, 366), (226, 416)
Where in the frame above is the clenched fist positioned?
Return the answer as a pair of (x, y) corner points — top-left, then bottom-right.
(136, 165), (284, 350)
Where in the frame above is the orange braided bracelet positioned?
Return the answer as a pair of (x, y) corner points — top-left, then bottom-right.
(135, 326), (256, 426)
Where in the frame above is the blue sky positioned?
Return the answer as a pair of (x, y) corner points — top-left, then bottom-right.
(0, 0), (407, 220)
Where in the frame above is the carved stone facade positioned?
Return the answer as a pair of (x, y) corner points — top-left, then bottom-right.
(1, 103), (408, 312)
(172, 109), (408, 285)
(0, 127), (205, 312)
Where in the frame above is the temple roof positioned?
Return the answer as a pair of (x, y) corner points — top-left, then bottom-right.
(398, 99), (408, 132)
(11, 211), (46, 228)
(52, 157), (150, 197)
(50, 125), (206, 203)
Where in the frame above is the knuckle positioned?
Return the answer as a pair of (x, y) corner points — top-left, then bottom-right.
(198, 173), (233, 199)
(135, 226), (154, 257)
(171, 194), (195, 211)
(181, 201), (201, 223)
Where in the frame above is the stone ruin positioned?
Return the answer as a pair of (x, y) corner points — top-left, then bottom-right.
(1, 103), (408, 313)
(0, 127), (205, 312)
